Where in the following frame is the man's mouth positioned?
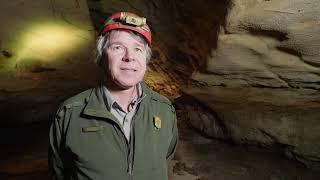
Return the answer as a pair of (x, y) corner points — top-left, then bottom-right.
(120, 68), (137, 72)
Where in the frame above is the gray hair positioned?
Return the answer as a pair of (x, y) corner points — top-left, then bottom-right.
(95, 30), (152, 66)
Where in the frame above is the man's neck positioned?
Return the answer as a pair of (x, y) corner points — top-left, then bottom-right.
(106, 84), (137, 112)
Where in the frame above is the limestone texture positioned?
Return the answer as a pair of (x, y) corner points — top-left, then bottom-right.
(0, 0), (319, 170)
(187, 0), (320, 168)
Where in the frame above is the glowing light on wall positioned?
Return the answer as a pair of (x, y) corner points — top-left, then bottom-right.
(16, 21), (93, 63)
(0, 18), (94, 77)
(0, 20), (94, 77)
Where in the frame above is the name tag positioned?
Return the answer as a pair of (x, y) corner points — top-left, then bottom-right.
(82, 126), (103, 132)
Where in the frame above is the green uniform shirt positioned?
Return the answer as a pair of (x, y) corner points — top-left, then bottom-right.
(102, 83), (143, 141)
(48, 82), (178, 180)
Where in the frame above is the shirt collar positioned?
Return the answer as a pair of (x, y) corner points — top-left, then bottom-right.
(102, 82), (144, 111)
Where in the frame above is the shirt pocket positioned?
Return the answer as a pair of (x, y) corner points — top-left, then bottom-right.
(68, 121), (127, 173)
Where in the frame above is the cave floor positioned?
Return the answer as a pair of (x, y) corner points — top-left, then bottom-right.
(0, 116), (320, 180)
(170, 109), (320, 180)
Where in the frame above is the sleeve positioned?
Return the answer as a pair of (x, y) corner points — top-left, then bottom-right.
(48, 107), (66, 180)
(166, 106), (178, 161)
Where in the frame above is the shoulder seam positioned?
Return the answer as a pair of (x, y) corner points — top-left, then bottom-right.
(60, 88), (93, 109)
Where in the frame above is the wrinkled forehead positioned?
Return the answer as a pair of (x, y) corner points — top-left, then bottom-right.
(108, 30), (147, 46)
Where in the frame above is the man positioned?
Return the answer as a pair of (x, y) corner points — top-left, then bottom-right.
(48, 12), (178, 180)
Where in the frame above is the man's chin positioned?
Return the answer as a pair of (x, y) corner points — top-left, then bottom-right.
(115, 81), (140, 90)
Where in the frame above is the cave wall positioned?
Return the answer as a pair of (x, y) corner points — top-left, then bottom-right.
(0, 0), (319, 169)
(185, 0), (320, 168)
(0, 0), (100, 124)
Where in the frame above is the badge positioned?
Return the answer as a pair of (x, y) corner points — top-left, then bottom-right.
(153, 116), (161, 129)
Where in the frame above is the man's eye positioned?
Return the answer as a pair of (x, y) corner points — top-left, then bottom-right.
(110, 45), (124, 51)
(135, 47), (143, 52)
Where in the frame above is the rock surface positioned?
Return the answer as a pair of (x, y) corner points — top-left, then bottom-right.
(0, 0), (319, 171)
(0, 0), (100, 124)
(186, 0), (320, 168)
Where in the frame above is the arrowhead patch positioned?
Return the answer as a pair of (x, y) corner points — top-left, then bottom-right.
(153, 116), (161, 129)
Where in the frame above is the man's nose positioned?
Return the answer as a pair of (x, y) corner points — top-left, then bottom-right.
(123, 48), (135, 62)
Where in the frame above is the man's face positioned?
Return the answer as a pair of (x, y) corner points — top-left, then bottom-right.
(104, 30), (147, 90)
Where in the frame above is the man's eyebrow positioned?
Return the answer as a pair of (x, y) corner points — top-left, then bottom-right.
(107, 42), (123, 47)
(108, 41), (145, 48)
(133, 42), (145, 48)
